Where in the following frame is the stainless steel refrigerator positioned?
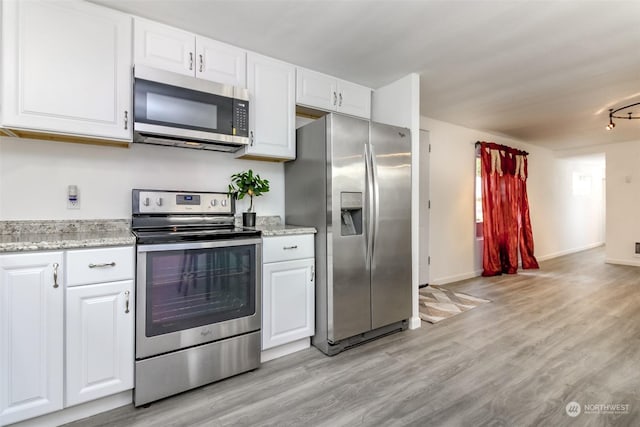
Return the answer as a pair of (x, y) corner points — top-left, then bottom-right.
(285, 113), (411, 355)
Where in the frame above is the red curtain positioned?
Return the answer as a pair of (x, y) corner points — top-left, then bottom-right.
(480, 141), (539, 276)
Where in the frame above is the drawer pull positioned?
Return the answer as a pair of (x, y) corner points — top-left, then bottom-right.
(88, 262), (116, 268)
(124, 290), (130, 314)
(53, 262), (59, 288)
(283, 245), (298, 250)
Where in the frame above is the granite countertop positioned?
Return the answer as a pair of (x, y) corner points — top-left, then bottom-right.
(0, 217), (316, 252)
(256, 223), (317, 237)
(0, 220), (135, 252)
(235, 215), (317, 237)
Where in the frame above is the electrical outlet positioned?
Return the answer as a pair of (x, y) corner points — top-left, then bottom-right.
(67, 185), (80, 209)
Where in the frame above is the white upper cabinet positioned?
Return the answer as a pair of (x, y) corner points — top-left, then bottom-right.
(134, 17), (194, 76)
(236, 52), (296, 160)
(134, 17), (246, 87)
(296, 67), (371, 119)
(1, 0), (132, 141)
(0, 252), (64, 426)
(196, 36), (246, 86)
(336, 80), (372, 119)
(296, 68), (337, 112)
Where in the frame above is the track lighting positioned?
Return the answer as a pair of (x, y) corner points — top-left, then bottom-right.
(606, 102), (640, 131)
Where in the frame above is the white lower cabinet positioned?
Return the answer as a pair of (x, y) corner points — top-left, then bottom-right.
(263, 259), (315, 350)
(0, 246), (134, 425)
(0, 252), (64, 426)
(262, 234), (315, 360)
(66, 280), (134, 407)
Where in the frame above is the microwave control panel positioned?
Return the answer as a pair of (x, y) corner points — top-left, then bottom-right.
(135, 190), (233, 214)
(233, 99), (249, 137)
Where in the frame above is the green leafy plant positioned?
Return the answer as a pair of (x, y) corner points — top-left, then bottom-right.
(228, 169), (270, 212)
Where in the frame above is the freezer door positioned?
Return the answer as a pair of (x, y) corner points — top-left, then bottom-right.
(370, 122), (412, 329)
(328, 114), (371, 342)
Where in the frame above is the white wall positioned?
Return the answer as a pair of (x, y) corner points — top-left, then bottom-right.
(603, 140), (640, 265)
(421, 116), (605, 285)
(372, 73), (421, 330)
(0, 137), (284, 220)
(548, 140), (640, 267)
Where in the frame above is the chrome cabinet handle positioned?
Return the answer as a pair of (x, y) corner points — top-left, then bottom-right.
(124, 111), (128, 130)
(339, 93), (343, 107)
(310, 265), (314, 282)
(283, 245), (298, 250)
(199, 54), (204, 72)
(52, 262), (59, 288)
(88, 262), (116, 268)
(250, 130), (254, 146)
(189, 52), (193, 70)
(333, 91), (337, 106)
(124, 290), (130, 314)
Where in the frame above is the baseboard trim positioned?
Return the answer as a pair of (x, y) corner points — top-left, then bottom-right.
(537, 242), (604, 262)
(408, 316), (421, 330)
(431, 270), (482, 286)
(261, 338), (310, 363)
(10, 391), (132, 427)
(605, 258), (640, 267)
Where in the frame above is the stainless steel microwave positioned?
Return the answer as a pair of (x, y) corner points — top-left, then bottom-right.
(133, 65), (249, 152)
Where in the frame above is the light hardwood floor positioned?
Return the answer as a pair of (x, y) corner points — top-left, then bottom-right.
(67, 246), (640, 426)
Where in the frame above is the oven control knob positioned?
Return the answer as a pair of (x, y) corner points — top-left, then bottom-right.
(143, 197), (150, 207)
(221, 199), (227, 207)
(156, 198), (163, 207)
(211, 199), (218, 207)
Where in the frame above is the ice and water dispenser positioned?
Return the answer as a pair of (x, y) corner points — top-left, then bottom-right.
(340, 192), (363, 236)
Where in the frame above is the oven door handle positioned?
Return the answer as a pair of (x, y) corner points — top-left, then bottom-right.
(136, 237), (263, 253)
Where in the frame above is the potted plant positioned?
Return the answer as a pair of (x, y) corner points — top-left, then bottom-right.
(228, 169), (270, 227)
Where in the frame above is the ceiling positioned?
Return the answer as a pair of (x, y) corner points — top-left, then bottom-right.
(92, 0), (640, 150)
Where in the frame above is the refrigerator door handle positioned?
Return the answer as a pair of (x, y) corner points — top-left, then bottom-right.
(370, 144), (380, 264)
(365, 144), (374, 268)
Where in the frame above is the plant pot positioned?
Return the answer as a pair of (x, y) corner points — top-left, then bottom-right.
(242, 212), (256, 227)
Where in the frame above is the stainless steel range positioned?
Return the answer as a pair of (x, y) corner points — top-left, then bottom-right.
(131, 189), (261, 406)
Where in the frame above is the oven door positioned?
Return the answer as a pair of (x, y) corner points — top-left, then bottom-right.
(135, 238), (261, 359)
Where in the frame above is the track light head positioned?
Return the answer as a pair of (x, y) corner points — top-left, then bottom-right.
(606, 103), (640, 131)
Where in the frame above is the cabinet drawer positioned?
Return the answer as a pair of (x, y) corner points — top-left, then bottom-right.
(263, 234), (314, 263)
(66, 246), (134, 287)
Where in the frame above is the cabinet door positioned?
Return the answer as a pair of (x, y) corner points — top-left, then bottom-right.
(296, 67), (337, 112)
(196, 36), (246, 87)
(134, 17), (194, 76)
(237, 53), (295, 160)
(66, 280), (134, 407)
(262, 259), (314, 350)
(337, 80), (372, 119)
(1, 0), (132, 140)
(0, 252), (63, 425)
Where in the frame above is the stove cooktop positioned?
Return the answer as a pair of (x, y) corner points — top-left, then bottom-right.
(133, 226), (261, 244)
